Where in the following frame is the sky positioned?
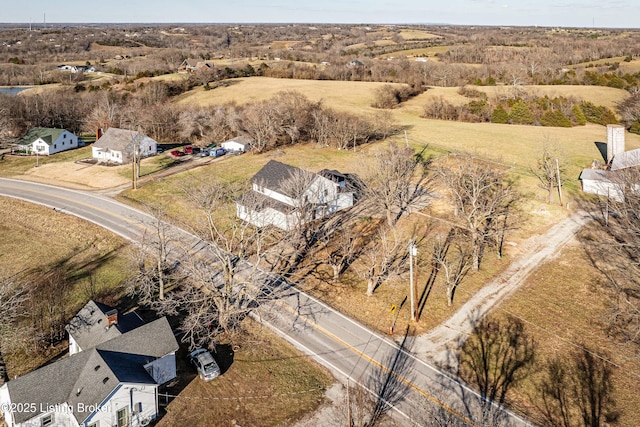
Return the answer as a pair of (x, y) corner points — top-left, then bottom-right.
(1, 0), (638, 28)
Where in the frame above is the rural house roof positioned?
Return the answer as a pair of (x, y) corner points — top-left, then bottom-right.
(6, 317), (177, 424)
(611, 148), (640, 170)
(66, 300), (145, 351)
(17, 127), (66, 146)
(93, 127), (147, 152)
(580, 168), (612, 182)
(251, 160), (307, 197)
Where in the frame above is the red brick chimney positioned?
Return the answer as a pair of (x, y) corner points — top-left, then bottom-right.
(96, 128), (103, 141)
(105, 309), (118, 328)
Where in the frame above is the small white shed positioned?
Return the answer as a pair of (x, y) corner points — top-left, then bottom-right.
(221, 135), (252, 153)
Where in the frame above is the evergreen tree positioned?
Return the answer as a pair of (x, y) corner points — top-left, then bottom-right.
(509, 99), (535, 125)
(571, 104), (587, 126)
(540, 110), (572, 127)
(491, 104), (509, 124)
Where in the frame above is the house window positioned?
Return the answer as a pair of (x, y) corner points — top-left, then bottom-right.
(53, 144), (57, 149)
(63, 134), (66, 139)
(87, 422), (98, 427)
(134, 402), (143, 414)
(116, 407), (129, 427)
(41, 414), (53, 426)
(324, 189), (328, 197)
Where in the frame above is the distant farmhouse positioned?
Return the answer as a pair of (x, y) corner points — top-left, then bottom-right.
(178, 59), (214, 73)
(0, 300), (178, 427)
(57, 64), (96, 73)
(92, 128), (157, 165)
(15, 127), (78, 155)
(580, 124), (640, 200)
(236, 160), (357, 230)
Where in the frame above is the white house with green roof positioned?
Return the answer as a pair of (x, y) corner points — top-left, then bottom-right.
(16, 128), (78, 155)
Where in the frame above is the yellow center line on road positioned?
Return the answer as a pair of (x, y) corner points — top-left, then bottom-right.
(3, 183), (473, 424)
(274, 299), (474, 424)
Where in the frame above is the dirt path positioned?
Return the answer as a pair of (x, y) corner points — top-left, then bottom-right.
(413, 210), (592, 368)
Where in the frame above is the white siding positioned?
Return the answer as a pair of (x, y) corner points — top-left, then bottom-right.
(0, 384), (12, 427)
(27, 131), (78, 156)
(82, 384), (157, 427)
(236, 204), (293, 230)
(581, 179), (624, 201)
(221, 141), (246, 152)
(68, 334), (81, 355)
(254, 185), (296, 207)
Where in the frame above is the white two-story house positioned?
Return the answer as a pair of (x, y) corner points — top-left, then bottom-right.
(236, 160), (356, 230)
(0, 301), (178, 427)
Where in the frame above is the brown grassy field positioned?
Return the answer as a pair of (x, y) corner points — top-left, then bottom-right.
(0, 197), (131, 375)
(0, 197), (334, 424)
(377, 45), (449, 60)
(174, 76), (402, 114)
(491, 240), (640, 427)
(158, 320), (333, 427)
(398, 30), (443, 40)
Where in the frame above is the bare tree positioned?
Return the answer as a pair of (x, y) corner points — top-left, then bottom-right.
(433, 229), (472, 306)
(362, 143), (432, 227)
(531, 141), (567, 205)
(438, 155), (518, 270)
(127, 210), (179, 306)
(356, 225), (410, 296)
(170, 177), (285, 348)
(0, 277), (28, 383)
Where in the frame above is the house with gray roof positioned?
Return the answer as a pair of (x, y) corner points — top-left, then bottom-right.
(92, 128), (157, 165)
(236, 160), (356, 230)
(15, 128), (78, 156)
(66, 300), (146, 356)
(0, 302), (178, 427)
(580, 124), (640, 201)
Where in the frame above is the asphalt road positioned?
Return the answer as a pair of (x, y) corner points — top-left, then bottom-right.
(0, 178), (533, 426)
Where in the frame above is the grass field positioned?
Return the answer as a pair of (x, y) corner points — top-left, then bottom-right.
(158, 320), (333, 427)
(174, 76), (403, 114)
(398, 30), (442, 40)
(492, 241), (640, 427)
(0, 197), (131, 375)
(377, 45), (450, 60)
(0, 197), (334, 425)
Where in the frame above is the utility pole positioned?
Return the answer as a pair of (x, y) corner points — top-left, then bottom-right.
(409, 240), (418, 322)
(555, 158), (563, 206)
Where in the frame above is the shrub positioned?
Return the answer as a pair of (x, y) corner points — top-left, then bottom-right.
(629, 120), (640, 135)
(491, 104), (509, 124)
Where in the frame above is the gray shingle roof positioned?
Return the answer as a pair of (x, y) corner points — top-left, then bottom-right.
(6, 317), (177, 424)
(580, 168), (612, 182)
(251, 160), (306, 197)
(93, 127), (146, 152)
(66, 300), (145, 351)
(17, 127), (66, 146)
